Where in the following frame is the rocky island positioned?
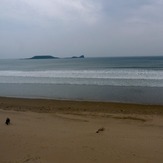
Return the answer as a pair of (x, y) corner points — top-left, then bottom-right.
(29, 55), (59, 59)
(29, 55), (85, 59)
(71, 55), (85, 59)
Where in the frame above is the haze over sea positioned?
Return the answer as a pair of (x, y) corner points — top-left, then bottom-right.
(0, 56), (163, 105)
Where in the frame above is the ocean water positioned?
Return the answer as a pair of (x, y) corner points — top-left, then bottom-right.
(0, 56), (163, 105)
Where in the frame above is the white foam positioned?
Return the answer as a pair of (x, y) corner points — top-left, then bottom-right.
(0, 69), (163, 87)
(0, 69), (163, 80)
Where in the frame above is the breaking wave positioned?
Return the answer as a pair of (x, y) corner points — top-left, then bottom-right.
(0, 69), (163, 87)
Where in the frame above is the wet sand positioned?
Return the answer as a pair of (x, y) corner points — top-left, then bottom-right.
(0, 97), (163, 163)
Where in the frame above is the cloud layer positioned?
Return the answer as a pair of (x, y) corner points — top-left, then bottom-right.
(0, 0), (163, 58)
(0, 0), (101, 25)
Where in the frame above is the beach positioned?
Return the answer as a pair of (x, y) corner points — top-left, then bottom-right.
(0, 97), (163, 163)
(1, 1), (163, 162)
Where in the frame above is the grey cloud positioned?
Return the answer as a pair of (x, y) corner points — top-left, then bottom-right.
(0, 0), (102, 25)
(0, 0), (163, 58)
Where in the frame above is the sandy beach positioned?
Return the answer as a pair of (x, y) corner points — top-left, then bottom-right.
(0, 97), (163, 163)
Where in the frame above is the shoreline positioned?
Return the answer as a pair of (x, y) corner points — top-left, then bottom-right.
(1, 96), (163, 115)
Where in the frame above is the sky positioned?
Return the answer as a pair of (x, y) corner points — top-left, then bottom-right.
(0, 0), (163, 59)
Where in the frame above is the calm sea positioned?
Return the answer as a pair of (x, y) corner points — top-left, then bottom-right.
(0, 56), (163, 105)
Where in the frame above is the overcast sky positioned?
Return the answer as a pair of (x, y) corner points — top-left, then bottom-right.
(0, 0), (163, 59)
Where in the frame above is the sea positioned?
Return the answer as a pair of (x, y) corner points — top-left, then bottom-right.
(0, 56), (163, 105)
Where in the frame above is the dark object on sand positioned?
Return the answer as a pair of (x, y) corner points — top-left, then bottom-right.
(5, 118), (10, 125)
(96, 127), (105, 133)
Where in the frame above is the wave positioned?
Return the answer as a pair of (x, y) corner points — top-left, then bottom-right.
(0, 69), (163, 80)
(0, 69), (163, 87)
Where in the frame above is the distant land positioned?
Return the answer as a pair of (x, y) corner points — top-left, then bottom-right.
(71, 55), (85, 59)
(30, 55), (59, 59)
(29, 55), (85, 59)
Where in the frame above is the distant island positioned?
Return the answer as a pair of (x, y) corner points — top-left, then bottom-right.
(71, 55), (85, 59)
(29, 55), (85, 59)
(29, 55), (59, 59)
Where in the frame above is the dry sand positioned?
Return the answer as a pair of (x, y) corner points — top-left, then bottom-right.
(0, 97), (163, 163)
